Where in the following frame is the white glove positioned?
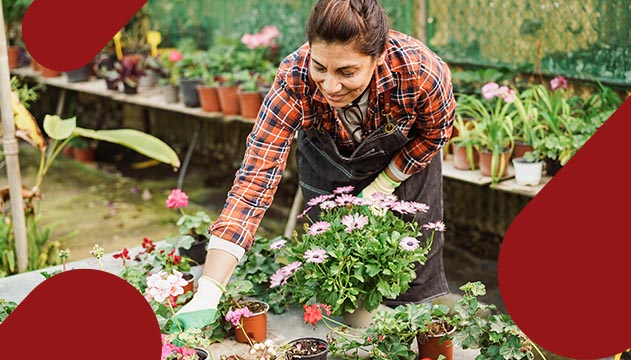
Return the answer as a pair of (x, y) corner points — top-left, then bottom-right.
(359, 171), (401, 200)
(170, 276), (224, 332)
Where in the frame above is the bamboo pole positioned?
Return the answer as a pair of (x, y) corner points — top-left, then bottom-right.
(0, 0), (29, 272)
(415, 0), (427, 44)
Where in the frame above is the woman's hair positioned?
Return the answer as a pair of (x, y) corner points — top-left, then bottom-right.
(306, 0), (390, 58)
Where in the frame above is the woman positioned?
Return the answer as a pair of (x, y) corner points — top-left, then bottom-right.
(172, 0), (455, 331)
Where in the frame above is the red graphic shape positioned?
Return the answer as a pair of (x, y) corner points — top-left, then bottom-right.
(22, 0), (147, 71)
(0, 269), (161, 359)
(499, 97), (631, 359)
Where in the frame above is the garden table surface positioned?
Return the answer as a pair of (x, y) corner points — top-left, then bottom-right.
(0, 244), (479, 359)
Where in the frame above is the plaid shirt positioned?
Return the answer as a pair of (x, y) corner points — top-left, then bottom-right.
(210, 30), (455, 250)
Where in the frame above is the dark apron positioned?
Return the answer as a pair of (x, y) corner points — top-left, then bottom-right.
(296, 113), (449, 304)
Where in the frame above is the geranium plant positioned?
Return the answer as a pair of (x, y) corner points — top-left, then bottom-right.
(275, 187), (443, 316)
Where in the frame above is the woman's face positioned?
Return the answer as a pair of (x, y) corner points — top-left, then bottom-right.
(310, 41), (384, 108)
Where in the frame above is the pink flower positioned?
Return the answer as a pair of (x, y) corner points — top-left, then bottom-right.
(410, 202), (430, 213)
(145, 270), (187, 303)
(341, 213), (369, 233)
(481, 82), (500, 100)
(270, 239), (287, 250)
(335, 193), (356, 206)
(307, 194), (335, 207)
(391, 201), (416, 215)
(399, 237), (420, 251)
(550, 76), (568, 91)
(261, 26), (280, 40)
(308, 221), (331, 235)
(168, 50), (183, 63)
(333, 186), (354, 194)
(283, 261), (302, 275)
(501, 88), (517, 103)
(423, 220), (447, 232)
(304, 249), (328, 263)
(225, 307), (254, 326)
(319, 200), (337, 210)
(166, 189), (188, 209)
(270, 268), (288, 288)
(297, 206), (312, 219)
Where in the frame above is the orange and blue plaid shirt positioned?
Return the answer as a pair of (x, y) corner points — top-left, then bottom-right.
(210, 30), (455, 250)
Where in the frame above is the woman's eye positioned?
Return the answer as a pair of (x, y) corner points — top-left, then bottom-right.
(341, 72), (355, 78)
(315, 66), (326, 72)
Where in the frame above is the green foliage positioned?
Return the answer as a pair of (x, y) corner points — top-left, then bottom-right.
(0, 298), (18, 323)
(451, 68), (513, 95)
(2, 0), (32, 45)
(10, 77), (40, 109)
(451, 282), (536, 360)
(233, 235), (285, 314)
(283, 192), (437, 316)
(447, 115), (482, 170)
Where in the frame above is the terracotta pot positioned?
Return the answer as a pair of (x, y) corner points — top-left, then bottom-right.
(512, 141), (534, 160)
(342, 299), (378, 328)
(237, 90), (263, 120)
(7, 46), (20, 69)
(287, 338), (329, 360)
(234, 301), (269, 343)
(417, 323), (456, 360)
(182, 272), (194, 295)
(452, 144), (479, 170)
(31, 58), (40, 71)
(197, 85), (221, 112)
(216, 85), (240, 115)
(73, 148), (95, 163)
(62, 146), (75, 157)
(479, 150), (510, 178)
(40, 66), (61, 78)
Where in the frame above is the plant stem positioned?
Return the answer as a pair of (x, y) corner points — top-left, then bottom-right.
(532, 342), (547, 360)
(97, 259), (103, 271)
(237, 322), (255, 347)
(168, 300), (183, 333)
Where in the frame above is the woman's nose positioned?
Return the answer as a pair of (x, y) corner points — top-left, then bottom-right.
(323, 75), (342, 94)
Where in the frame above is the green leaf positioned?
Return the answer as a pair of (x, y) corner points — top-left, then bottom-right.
(43, 115), (76, 140)
(73, 128), (180, 169)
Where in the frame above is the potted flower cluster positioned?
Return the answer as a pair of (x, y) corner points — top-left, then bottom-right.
(156, 50), (184, 103)
(272, 187), (443, 327)
(165, 188), (212, 266)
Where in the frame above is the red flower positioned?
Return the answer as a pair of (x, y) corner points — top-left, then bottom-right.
(378, 335), (385, 342)
(142, 237), (155, 253)
(303, 304), (323, 325)
(113, 248), (130, 265)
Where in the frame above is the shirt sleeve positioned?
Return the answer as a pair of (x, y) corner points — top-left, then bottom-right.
(209, 72), (303, 251)
(391, 59), (455, 176)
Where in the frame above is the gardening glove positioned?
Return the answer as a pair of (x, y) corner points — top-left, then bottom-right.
(358, 171), (401, 216)
(168, 276), (225, 333)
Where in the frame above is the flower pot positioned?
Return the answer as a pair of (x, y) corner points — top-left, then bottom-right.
(194, 347), (209, 360)
(512, 141), (534, 160)
(544, 157), (563, 176)
(417, 322), (456, 360)
(7, 46), (20, 69)
(40, 66), (61, 78)
(451, 144), (479, 170)
(233, 300), (269, 344)
(512, 158), (543, 186)
(286, 338), (329, 360)
(123, 82), (139, 95)
(62, 146), (75, 157)
(66, 64), (91, 83)
(162, 84), (180, 104)
(31, 58), (40, 71)
(342, 299), (378, 328)
(73, 148), (95, 163)
(181, 272), (195, 295)
(479, 150), (510, 178)
(179, 79), (203, 108)
(178, 235), (208, 266)
(197, 85), (221, 112)
(237, 90), (263, 120)
(139, 70), (158, 87)
(216, 85), (240, 115)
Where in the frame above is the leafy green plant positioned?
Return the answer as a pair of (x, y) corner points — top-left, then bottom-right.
(2, 0), (32, 46)
(447, 114), (482, 170)
(0, 298), (18, 323)
(277, 187), (442, 316)
(451, 282), (545, 360)
(233, 235), (285, 314)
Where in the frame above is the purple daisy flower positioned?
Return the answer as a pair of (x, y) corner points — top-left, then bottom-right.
(423, 221), (446, 232)
(410, 202), (430, 213)
(391, 201), (416, 215)
(307, 194), (335, 207)
(320, 200), (337, 210)
(308, 221), (331, 236)
(282, 261), (302, 275)
(269, 239), (287, 250)
(341, 213), (369, 233)
(335, 193), (356, 206)
(333, 185), (354, 194)
(399, 237), (420, 251)
(304, 249), (328, 263)
(270, 268), (288, 288)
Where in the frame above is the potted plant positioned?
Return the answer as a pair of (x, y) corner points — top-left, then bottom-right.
(2, 0), (32, 69)
(164, 188), (212, 266)
(282, 338), (329, 360)
(114, 55), (145, 94)
(156, 49), (184, 103)
(162, 330), (212, 360)
(0, 298), (18, 323)
(93, 52), (121, 90)
(275, 187), (443, 327)
(175, 52), (206, 107)
(69, 137), (96, 163)
(451, 282), (546, 360)
(447, 114), (481, 170)
(65, 61), (93, 83)
(196, 52), (222, 113)
(235, 70), (263, 120)
(226, 299), (270, 344)
(457, 83), (516, 183)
